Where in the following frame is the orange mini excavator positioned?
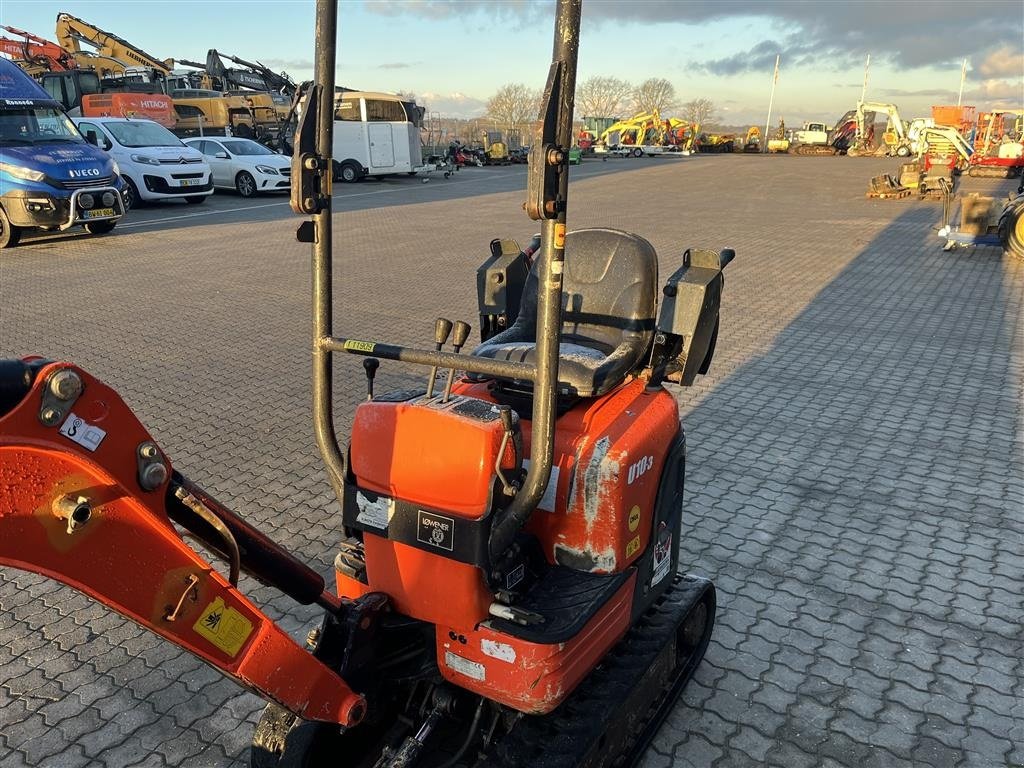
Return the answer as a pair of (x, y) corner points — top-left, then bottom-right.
(0, 1), (734, 765)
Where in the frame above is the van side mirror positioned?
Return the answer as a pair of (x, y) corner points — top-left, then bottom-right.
(84, 130), (99, 146)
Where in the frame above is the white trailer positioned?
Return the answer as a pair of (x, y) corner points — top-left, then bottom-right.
(332, 91), (429, 182)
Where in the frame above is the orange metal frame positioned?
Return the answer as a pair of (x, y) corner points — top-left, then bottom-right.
(0, 361), (364, 727)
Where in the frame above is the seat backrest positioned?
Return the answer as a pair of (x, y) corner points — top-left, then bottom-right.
(513, 228), (658, 355)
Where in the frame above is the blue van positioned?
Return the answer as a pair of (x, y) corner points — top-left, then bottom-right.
(0, 59), (126, 248)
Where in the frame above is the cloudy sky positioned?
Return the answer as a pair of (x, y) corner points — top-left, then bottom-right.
(2, 0), (1021, 126)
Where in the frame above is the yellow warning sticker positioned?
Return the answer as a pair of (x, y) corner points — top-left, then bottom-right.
(628, 505), (641, 532)
(344, 339), (376, 353)
(554, 223), (566, 249)
(193, 597), (253, 658)
(626, 535), (641, 558)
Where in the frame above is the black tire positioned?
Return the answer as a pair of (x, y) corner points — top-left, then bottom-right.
(235, 123), (254, 139)
(0, 206), (21, 249)
(631, 147), (643, 157)
(896, 145), (911, 157)
(122, 176), (140, 210)
(998, 201), (1024, 259)
(236, 171), (258, 198)
(339, 161), (361, 183)
(185, 195), (207, 205)
(84, 220), (117, 235)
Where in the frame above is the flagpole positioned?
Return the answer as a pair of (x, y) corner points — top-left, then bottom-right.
(763, 54), (779, 153)
(957, 58), (967, 106)
(860, 54), (870, 103)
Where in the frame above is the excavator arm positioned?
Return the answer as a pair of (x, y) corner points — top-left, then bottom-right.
(0, 26), (77, 71)
(197, 49), (296, 95)
(55, 12), (173, 73)
(856, 101), (909, 149)
(0, 359), (366, 728)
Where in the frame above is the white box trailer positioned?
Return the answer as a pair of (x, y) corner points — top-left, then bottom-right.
(332, 91), (428, 182)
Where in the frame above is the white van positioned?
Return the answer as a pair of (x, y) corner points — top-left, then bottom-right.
(71, 117), (213, 208)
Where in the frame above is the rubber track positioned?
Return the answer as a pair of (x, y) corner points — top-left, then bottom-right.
(479, 574), (714, 768)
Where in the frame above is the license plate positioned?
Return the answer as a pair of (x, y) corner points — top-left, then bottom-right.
(83, 208), (115, 219)
(179, 179), (199, 187)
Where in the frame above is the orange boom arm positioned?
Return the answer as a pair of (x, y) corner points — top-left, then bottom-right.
(0, 359), (365, 727)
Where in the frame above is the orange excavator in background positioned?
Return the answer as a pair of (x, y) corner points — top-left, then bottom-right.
(0, 24), (175, 127)
(0, 1), (732, 766)
(0, 25), (77, 74)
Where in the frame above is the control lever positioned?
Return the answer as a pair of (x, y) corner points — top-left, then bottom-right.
(494, 405), (518, 496)
(362, 358), (379, 401)
(425, 318), (453, 398)
(441, 320), (472, 403)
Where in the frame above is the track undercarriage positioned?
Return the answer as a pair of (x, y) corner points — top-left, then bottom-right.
(252, 576), (715, 768)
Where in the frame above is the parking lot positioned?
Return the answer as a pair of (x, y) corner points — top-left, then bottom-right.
(0, 154), (1021, 767)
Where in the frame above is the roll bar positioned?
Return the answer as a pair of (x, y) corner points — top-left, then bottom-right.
(294, 0), (582, 560)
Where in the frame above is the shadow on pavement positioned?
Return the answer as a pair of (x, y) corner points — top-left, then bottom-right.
(659, 204), (1022, 766)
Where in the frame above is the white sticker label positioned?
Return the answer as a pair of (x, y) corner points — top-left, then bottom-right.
(652, 529), (673, 587)
(481, 639), (517, 663)
(58, 412), (106, 452)
(445, 651), (486, 681)
(521, 460), (559, 512)
(355, 491), (394, 530)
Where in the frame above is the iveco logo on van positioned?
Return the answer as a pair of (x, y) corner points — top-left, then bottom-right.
(68, 168), (102, 178)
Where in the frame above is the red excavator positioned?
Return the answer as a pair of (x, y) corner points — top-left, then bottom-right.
(0, 1), (732, 764)
(0, 24), (77, 74)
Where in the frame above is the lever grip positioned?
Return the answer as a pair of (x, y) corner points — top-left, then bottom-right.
(434, 318), (454, 346)
(451, 320), (472, 349)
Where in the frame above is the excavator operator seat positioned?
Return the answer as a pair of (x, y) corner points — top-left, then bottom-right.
(472, 228), (657, 397)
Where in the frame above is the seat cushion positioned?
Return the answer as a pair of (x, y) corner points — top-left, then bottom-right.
(475, 338), (642, 397)
(472, 228), (658, 398)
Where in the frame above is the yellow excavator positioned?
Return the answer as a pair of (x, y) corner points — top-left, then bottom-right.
(598, 111), (695, 155)
(54, 12), (260, 140)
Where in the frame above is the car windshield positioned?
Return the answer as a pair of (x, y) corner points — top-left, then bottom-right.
(221, 140), (276, 157)
(104, 120), (184, 148)
(0, 108), (84, 146)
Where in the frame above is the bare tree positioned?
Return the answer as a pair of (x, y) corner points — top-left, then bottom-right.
(486, 83), (539, 133)
(576, 76), (632, 118)
(682, 98), (716, 127)
(631, 78), (676, 115)
(396, 90), (417, 103)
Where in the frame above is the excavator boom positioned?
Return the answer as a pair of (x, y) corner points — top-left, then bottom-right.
(203, 49), (297, 95)
(55, 12), (173, 73)
(0, 25), (77, 71)
(0, 360), (366, 728)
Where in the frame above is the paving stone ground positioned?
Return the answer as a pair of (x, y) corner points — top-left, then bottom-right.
(0, 155), (1021, 768)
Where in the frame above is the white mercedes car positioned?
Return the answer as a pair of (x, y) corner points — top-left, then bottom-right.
(183, 137), (290, 197)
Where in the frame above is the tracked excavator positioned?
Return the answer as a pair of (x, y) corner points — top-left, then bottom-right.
(789, 109), (861, 156)
(54, 12), (261, 140)
(0, 24), (174, 126)
(178, 49), (296, 143)
(0, 1), (730, 765)
(847, 101), (912, 157)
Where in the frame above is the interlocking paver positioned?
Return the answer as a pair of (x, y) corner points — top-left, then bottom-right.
(1, 157), (1021, 767)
